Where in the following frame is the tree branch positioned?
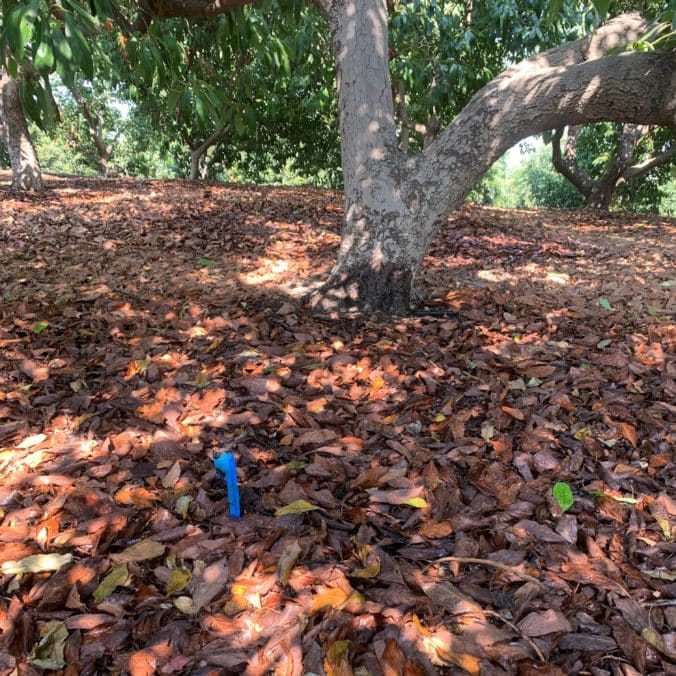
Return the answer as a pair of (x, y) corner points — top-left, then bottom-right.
(416, 41), (675, 219)
(623, 141), (675, 179)
(551, 126), (592, 194)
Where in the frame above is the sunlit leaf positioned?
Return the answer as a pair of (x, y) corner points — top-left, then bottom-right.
(403, 497), (428, 509)
(32, 321), (49, 334)
(0, 553), (72, 576)
(310, 587), (349, 614)
(275, 499), (320, 516)
(324, 640), (352, 676)
(175, 495), (191, 518)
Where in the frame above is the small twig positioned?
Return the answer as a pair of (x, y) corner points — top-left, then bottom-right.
(642, 599), (676, 608)
(483, 609), (546, 663)
(427, 556), (546, 589)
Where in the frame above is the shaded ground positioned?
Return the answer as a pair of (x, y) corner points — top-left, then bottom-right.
(0, 173), (674, 675)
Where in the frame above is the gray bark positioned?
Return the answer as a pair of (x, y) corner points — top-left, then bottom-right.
(0, 68), (44, 191)
(551, 123), (673, 210)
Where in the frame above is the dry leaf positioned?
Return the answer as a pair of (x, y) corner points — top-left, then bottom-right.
(277, 540), (303, 586)
(192, 557), (229, 611)
(110, 540), (165, 564)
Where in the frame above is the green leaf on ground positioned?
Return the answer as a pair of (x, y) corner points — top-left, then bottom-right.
(552, 482), (574, 512)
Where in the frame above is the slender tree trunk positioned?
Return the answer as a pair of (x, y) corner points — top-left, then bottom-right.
(0, 68), (44, 191)
(68, 84), (114, 178)
(189, 148), (203, 181)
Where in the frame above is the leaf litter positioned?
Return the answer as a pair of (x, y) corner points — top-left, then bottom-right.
(0, 175), (674, 674)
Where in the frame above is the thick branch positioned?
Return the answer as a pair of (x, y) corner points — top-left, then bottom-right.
(624, 141), (675, 179)
(417, 49), (675, 219)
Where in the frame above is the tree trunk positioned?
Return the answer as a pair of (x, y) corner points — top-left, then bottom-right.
(309, 0), (440, 313)
(0, 68), (44, 191)
(310, 7), (675, 313)
(187, 123), (229, 180)
(189, 148), (203, 180)
(134, 2), (676, 315)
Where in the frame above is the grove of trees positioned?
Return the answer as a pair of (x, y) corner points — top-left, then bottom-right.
(0, 0), (674, 312)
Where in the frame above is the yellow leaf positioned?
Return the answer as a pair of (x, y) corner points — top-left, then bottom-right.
(351, 543), (381, 579)
(403, 497), (428, 509)
(324, 640), (352, 676)
(574, 426), (592, 440)
(433, 643), (481, 675)
(275, 499), (320, 516)
(166, 567), (191, 596)
(310, 587), (349, 614)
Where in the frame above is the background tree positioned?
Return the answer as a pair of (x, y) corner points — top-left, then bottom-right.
(551, 123), (675, 209)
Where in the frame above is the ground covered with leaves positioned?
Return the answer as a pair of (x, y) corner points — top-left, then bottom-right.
(0, 174), (674, 675)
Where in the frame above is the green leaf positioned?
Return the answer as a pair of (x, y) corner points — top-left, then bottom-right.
(35, 35), (55, 73)
(19, 1), (40, 58)
(28, 620), (68, 670)
(32, 320), (49, 334)
(64, 15), (94, 79)
(552, 482), (574, 512)
(93, 563), (129, 602)
(599, 298), (612, 311)
(197, 258), (215, 267)
(592, 0), (611, 20)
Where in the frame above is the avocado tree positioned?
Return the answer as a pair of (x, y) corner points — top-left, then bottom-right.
(551, 123), (675, 210)
(0, 65), (44, 190)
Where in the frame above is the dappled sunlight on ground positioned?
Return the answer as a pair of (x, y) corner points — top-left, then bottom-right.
(0, 175), (674, 673)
